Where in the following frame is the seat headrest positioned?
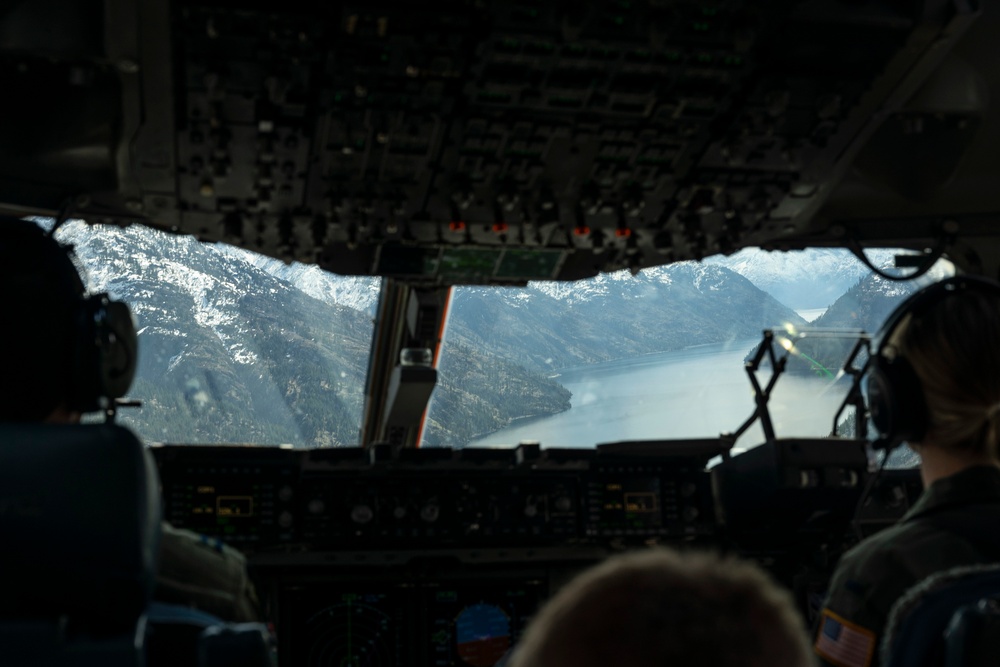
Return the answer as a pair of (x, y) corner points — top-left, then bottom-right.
(0, 423), (161, 625)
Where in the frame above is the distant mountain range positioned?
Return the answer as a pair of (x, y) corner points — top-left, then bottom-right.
(47, 220), (930, 447)
(778, 260), (953, 378)
(450, 263), (804, 377)
(708, 247), (906, 310)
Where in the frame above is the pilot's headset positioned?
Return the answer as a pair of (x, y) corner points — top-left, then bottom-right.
(1, 216), (138, 414)
(865, 275), (1000, 451)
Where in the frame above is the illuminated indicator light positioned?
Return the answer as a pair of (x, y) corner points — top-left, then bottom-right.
(573, 226), (591, 236)
(697, 54), (712, 64)
(614, 15), (624, 25)
(614, 228), (632, 238)
(693, 21), (710, 31)
(492, 222), (509, 233)
(449, 221), (466, 232)
(703, 7), (718, 16)
(217, 496), (254, 516)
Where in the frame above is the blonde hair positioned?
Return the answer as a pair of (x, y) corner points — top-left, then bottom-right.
(509, 549), (814, 667)
(897, 288), (1000, 458)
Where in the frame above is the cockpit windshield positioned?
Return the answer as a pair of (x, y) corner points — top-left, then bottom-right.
(423, 249), (953, 454)
(52, 218), (952, 454)
(53, 219), (379, 446)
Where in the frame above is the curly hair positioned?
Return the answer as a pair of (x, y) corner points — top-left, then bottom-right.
(509, 548), (814, 667)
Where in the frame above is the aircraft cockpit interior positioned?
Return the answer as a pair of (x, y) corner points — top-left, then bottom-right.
(2, 0), (1000, 664)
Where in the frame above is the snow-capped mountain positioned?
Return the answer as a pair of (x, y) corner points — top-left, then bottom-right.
(39, 221), (571, 447)
(705, 247), (905, 310)
(451, 262), (805, 375)
(780, 270), (939, 377)
(52, 220), (374, 447)
(30, 218), (922, 448)
(213, 243), (381, 316)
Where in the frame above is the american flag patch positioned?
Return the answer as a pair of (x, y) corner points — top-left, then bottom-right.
(814, 609), (875, 667)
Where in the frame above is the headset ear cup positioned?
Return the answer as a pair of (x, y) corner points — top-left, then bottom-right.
(868, 355), (928, 447)
(866, 364), (893, 438)
(70, 296), (101, 413)
(69, 295), (138, 411)
(99, 298), (138, 399)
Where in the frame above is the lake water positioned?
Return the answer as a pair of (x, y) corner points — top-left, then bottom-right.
(469, 339), (853, 449)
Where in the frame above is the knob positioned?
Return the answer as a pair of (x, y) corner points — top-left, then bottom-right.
(421, 504), (440, 523)
(278, 511), (294, 528)
(278, 485), (294, 502)
(555, 496), (573, 512)
(680, 483), (697, 498)
(351, 504), (374, 525)
(885, 485), (907, 509)
(682, 507), (700, 522)
(393, 505), (408, 520)
(524, 503), (538, 518)
(307, 499), (325, 515)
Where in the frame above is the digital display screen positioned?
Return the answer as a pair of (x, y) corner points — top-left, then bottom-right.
(428, 582), (544, 667)
(189, 486), (255, 520)
(285, 589), (406, 667)
(165, 481), (271, 543)
(217, 495), (253, 516)
(283, 580), (546, 667)
(588, 476), (663, 533)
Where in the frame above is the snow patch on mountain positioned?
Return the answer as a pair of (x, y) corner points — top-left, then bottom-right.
(531, 261), (723, 304)
(213, 243), (381, 315)
(704, 248), (902, 310)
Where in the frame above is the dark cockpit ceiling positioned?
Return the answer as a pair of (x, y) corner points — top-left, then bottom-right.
(0, 0), (996, 285)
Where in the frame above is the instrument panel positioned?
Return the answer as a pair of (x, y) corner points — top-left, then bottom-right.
(151, 439), (921, 666)
(152, 443), (718, 551)
(282, 578), (545, 667)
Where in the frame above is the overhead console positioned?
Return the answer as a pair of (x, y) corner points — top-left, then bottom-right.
(0, 0), (979, 283)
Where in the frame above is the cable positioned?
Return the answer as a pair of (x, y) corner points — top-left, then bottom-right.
(851, 445), (892, 543)
(847, 237), (948, 283)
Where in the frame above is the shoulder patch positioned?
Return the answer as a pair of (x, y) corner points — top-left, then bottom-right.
(814, 609), (876, 667)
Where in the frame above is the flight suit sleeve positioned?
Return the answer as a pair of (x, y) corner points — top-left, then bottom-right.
(814, 543), (917, 667)
(154, 521), (261, 623)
